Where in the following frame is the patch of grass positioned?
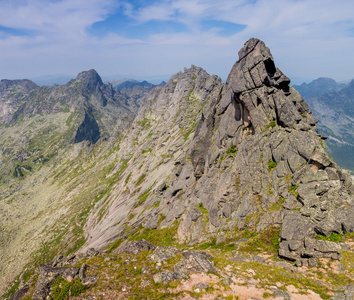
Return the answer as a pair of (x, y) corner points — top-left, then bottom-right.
(107, 238), (124, 253)
(196, 202), (208, 214)
(142, 148), (152, 154)
(289, 185), (298, 196)
(128, 222), (180, 247)
(268, 160), (277, 171)
(263, 120), (277, 131)
(51, 277), (87, 300)
(183, 128), (194, 141)
(316, 233), (344, 242)
(238, 227), (280, 255)
(1, 274), (20, 299)
(198, 237), (237, 252)
(226, 143), (238, 155)
(268, 202), (282, 211)
(125, 172), (132, 185)
(133, 188), (151, 208)
(135, 173), (146, 186)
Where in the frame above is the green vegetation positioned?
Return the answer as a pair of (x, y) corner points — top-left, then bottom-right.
(263, 120), (277, 131)
(237, 227), (280, 255)
(142, 148), (152, 154)
(133, 187), (151, 208)
(106, 238), (124, 253)
(51, 277), (87, 300)
(267, 160), (278, 171)
(125, 172), (132, 185)
(135, 173), (146, 186)
(226, 143), (238, 155)
(289, 185), (298, 196)
(316, 233), (344, 242)
(127, 222), (179, 247)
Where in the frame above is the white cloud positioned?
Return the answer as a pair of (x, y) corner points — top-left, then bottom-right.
(0, 0), (354, 82)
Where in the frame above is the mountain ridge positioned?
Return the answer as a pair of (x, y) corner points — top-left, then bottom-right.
(1, 38), (353, 299)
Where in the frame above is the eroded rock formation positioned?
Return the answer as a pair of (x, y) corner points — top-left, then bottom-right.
(83, 38), (353, 263)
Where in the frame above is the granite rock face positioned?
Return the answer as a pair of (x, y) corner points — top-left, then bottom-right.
(83, 38), (353, 262)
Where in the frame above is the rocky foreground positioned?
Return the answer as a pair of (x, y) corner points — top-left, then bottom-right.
(9, 235), (354, 299)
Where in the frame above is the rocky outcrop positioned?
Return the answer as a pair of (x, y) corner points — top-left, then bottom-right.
(119, 239), (157, 255)
(81, 39), (352, 264)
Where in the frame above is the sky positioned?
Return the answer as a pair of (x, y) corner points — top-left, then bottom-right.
(0, 0), (354, 85)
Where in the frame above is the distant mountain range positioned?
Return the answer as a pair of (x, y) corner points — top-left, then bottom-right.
(293, 78), (354, 173)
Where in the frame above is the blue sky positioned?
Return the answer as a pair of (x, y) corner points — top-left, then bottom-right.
(0, 0), (354, 84)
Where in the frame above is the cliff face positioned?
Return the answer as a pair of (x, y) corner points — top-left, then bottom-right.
(83, 38), (353, 263)
(1, 38), (353, 297)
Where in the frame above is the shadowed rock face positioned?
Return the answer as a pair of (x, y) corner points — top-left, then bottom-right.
(74, 108), (100, 144)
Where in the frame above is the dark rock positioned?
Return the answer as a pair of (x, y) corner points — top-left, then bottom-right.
(148, 246), (180, 263)
(221, 276), (234, 285)
(342, 205), (354, 232)
(32, 266), (79, 300)
(119, 239), (156, 255)
(331, 285), (354, 300)
(8, 284), (29, 300)
(273, 288), (292, 300)
(174, 251), (215, 278)
(82, 274), (98, 286)
(252, 255), (266, 264)
(85, 248), (100, 258)
(194, 282), (210, 289)
(79, 263), (90, 280)
(74, 108), (100, 144)
(153, 271), (184, 284)
(229, 257), (249, 262)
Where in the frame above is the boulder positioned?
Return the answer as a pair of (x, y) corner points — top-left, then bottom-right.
(119, 239), (156, 255)
(148, 246), (180, 263)
(32, 266), (79, 300)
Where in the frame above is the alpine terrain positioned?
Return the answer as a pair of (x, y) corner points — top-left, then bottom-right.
(294, 78), (354, 173)
(1, 38), (353, 300)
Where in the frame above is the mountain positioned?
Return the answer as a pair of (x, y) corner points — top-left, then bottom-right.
(293, 77), (347, 98)
(110, 78), (155, 90)
(1, 39), (354, 300)
(294, 79), (354, 173)
(109, 78), (162, 113)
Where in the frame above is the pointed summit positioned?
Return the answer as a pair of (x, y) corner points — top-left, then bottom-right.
(74, 69), (103, 94)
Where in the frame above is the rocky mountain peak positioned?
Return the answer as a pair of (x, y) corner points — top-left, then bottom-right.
(72, 69), (104, 94)
(0, 79), (38, 93)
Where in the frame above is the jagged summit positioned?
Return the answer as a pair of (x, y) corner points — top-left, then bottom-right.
(71, 69), (104, 94)
(77, 39), (354, 267)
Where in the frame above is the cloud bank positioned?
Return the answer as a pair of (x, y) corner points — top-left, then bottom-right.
(0, 0), (353, 83)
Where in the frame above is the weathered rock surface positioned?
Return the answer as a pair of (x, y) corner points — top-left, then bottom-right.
(32, 265), (79, 300)
(81, 38), (353, 264)
(153, 250), (215, 284)
(119, 239), (157, 255)
(148, 246), (180, 263)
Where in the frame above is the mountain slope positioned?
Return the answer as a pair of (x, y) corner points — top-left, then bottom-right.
(0, 71), (136, 295)
(1, 38), (354, 299)
(294, 79), (354, 173)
